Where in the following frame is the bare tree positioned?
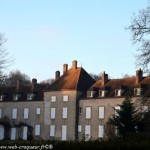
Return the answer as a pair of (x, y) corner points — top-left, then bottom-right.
(40, 78), (55, 85)
(6, 70), (31, 86)
(0, 33), (12, 86)
(127, 3), (150, 73)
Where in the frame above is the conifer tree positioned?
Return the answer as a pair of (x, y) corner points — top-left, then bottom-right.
(109, 96), (140, 137)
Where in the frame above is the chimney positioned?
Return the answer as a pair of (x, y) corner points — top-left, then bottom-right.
(32, 78), (37, 90)
(63, 64), (68, 74)
(55, 71), (60, 80)
(136, 69), (143, 84)
(16, 79), (20, 90)
(102, 71), (108, 86)
(72, 60), (77, 69)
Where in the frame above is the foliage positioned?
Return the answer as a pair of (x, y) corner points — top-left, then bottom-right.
(109, 96), (141, 137)
(89, 73), (102, 81)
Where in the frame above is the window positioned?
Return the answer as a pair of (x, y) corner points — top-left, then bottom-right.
(86, 107), (91, 119)
(62, 107), (67, 119)
(134, 88), (141, 96)
(99, 107), (104, 119)
(13, 94), (20, 100)
(87, 91), (93, 98)
(50, 108), (56, 119)
(23, 126), (28, 140)
(61, 125), (67, 141)
(63, 95), (68, 102)
(85, 125), (91, 141)
(142, 106), (148, 113)
(11, 128), (16, 140)
(51, 96), (56, 102)
(27, 93), (35, 100)
(0, 109), (2, 119)
(36, 108), (40, 115)
(98, 125), (104, 138)
(35, 125), (40, 136)
(115, 106), (120, 116)
(50, 125), (55, 137)
(0, 95), (6, 101)
(79, 107), (82, 114)
(78, 125), (82, 132)
(115, 89), (121, 96)
(12, 108), (17, 119)
(0, 125), (4, 140)
(24, 108), (29, 119)
(99, 90), (105, 97)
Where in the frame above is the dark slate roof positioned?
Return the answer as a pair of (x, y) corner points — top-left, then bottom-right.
(0, 83), (48, 102)
(46, 67), (96, 91)
(87, 76), (150, 98)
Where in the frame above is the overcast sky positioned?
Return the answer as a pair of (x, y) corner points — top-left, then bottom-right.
(0, 0), (148, 82)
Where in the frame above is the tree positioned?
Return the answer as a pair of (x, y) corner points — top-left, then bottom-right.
(40, 78), (55, 85)
(6, 70), (31, 86)
(0, 33), (11, 86)
(109, 96), (140, 137)
(128, 3), (150, 73)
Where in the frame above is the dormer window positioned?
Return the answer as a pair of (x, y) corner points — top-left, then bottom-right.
(27, 93), (35, 100)
(87, 91), (94, 98)
(115, 89), (121, 97)
(99, 90), (105, 97)
(13, 94), (21, 101)
(134, 88), (141, 96)
(0, 95), (6, 101)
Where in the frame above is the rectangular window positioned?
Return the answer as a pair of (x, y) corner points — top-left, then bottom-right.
(23, 126), (28, 140)
(12, 108), (17, 119)
(79, 107), (82, 114)
(35, 125), (40, 136)
(134, 88), (141, 96)
(63, 95), (68, 102)
(78, 125), (82, 132)
(85, 125), (91, 141)
(13, 94), (20, 100)
(86, 107), (91, 119)
(99, 90), (105, 97)
(99, 107), (104, 119)
(142, 106), (148, 113)
(115, 89), (121, 96)
(115, 106), (120, 116)
(24, 108), (29, 119)
(0, 109), (2, 119)
(51, 96), (56, 102)
(98, 125), (104, 138)
(61, 125), (67, 140)
(11, 128), (16, 140)
(0, 95), (6, 101)
(50, 125), (55, 137)
(62, 107), (68, 119)
(27, 93), (35, 100)
(87, 91), (93, 98)
(36, 108), (41, 115)
(50, 108), (56, 119)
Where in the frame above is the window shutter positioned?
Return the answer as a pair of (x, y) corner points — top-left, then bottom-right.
(24, 108), (29, 119)
(62, 107), (67, 119)
(50, 125), (55, 137)
(12, 108), (17, 119)
(50, 108), (56, 119)
(99, 107), (104, 119)
(86, 107), (91, 119)
(98, 125), (104, 138)
(35, 125), (40, 136)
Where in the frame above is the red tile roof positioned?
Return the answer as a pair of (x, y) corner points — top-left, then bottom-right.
(46, 67), (95, 91)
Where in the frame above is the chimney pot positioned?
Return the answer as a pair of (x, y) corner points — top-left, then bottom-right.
(102, 71), (108, 85)
(63, 64), (68, 74)
(32, 78), (37, 90)
(16, 79), (20, 90)
(72, 60), (77, 69)
(55, 71), (60, 80)
(136, 69), (143, 83)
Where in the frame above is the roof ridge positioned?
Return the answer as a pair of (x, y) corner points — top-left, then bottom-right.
(75, 67), (82, 90)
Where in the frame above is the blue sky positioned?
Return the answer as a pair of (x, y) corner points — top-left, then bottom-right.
(0, 0), (148, 81)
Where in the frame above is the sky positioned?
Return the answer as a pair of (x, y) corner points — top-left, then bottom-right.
(0, 0), (149, 82)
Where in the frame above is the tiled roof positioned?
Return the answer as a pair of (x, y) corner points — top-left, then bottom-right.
(46, 67), (96, 91)
(0, 83), (48, 102)
(87, 76), (150, 98)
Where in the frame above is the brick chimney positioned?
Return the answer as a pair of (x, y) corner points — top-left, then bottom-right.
(55, 71), (60, 80)
(16, 79), (20, 90)
(63, 64), (68, 74)
(102, 71), (108, 86)
(32, 78), (37, 90)
(72, 60), (77, 69)
(136, 69), (143, 84)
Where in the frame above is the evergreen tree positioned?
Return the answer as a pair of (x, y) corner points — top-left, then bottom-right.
(109, 96), (140, 137)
